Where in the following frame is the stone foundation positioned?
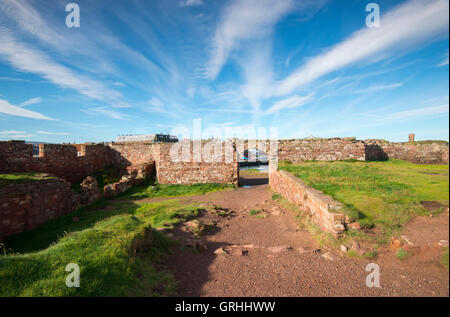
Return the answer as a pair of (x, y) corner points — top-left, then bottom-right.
(0, 141), (119, 183)
(0, 178), (77, 240)
(269, 170), (347, 237)
(364, 140), (449, 164)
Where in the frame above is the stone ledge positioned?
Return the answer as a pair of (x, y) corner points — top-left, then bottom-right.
(269, 170), (347, 238)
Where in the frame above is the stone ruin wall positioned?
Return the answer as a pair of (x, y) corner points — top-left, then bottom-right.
(0, 178), (83, 241)
(110, 141), (239, 185)
(156, 141), (239, 185)
(364, 140), (449, 164)
(269, 170), (347, 238)
(0, 141), (118, 183)
(277, 138), (366, 163)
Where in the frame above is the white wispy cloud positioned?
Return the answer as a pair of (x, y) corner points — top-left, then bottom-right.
(20, 97), (42, 107)
(437, 52), (449, 67)
(180, 0), (204, 7)
(380, 104), (449, 121)
(205, 0), (294, 80)
(266, 94), (313, 114)
(0, 130), (25, 134)
(0, 29), (131, 108)
(37, 131), (71, 136)
(354, 82), (404, 94)
(274, 0), (449, 96)
(0, 98), (54, 120)
(82, 107), (130, 120)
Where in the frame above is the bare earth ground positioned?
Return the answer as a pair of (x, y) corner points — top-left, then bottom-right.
(148, 173), (449, 297)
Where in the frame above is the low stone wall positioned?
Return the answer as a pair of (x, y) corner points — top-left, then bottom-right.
(0, 141), (118, 183)
(376, 142), (448, 164)
(110, 142), (239, 185)
(269, 170), (347, 237)
(155, 142), (239, 185)
(278, 138), (366, 163)
(0, 178), (77, 241)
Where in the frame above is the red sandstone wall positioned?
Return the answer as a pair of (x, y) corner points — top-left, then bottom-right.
(0, 141), (118, 183)
(277, 138), (366, 163)
(380, 142), (449, 164)
(110, 141), (239, 185)
(0, 178), (77, 240)
(269, 170), (347, 237)
(109, 142), (158, 167)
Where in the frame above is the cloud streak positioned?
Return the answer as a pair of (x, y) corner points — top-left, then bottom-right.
(206, 0), (294, 80)
(266, 94), (313, 114)
(0, 98), (54, 120)
(274, 0), (449, 96)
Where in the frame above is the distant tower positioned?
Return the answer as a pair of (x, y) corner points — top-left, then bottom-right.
(409, 133), (415, 142)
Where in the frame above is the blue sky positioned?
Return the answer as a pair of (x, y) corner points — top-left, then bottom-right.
(0, 0), (448, 143)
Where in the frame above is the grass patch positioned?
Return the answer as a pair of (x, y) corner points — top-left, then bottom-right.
(249, 209), (263, 216)
(0, 173), (55, 187)
(271, 193), (282, 201)
(0, 182), (232, 296)
(127, 183), (234, 199)
(396, 248), (411, 260)
(0, 199), (201, 296)
(441, 248), (449, 269)
(279, 159), (449, 243)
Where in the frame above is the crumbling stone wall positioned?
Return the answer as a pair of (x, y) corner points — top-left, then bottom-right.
(269, 170), (347, 238)
(0, 141), (118, 183)
(110, 141), (239, 185)
(155, 142), (239, 185)
(277, 138), (366, 163)
(0, 178), (77, 240)
(364, 140), (449, 164)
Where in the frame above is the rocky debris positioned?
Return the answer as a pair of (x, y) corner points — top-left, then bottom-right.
(268, 245), (292, 253)
(232, 247), (249, 256)
(340, 245), (348, 252)
(78, 176), (101, 205)
(347, 222), (361, 230)
(297, 247), (307, 253)
(185, 220), (200, 230)
(438, 240), (449, 247)
(401, 235), (415, 246)
(322, 252), (335, 261)
(103, 170), (142, 198)
(350, 241), (364, 255)
(390, 237), (403, 251)
(271, 206), (282, 216)
(185, 239), (207, 251)
(214, 247), (229, 255)
(80, 176), (98, 190)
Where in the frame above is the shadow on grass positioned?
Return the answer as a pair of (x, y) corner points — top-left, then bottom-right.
(3, 199), (140, 254)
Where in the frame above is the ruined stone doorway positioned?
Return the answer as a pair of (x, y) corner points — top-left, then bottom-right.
(238, 148), (269, 187)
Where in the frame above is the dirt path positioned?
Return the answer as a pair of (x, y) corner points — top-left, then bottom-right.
(160, 175), (449, 297)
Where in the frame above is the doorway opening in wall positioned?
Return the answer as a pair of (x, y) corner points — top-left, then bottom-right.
(238, 148), (269, 187)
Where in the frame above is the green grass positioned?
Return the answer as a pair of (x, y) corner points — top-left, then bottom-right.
(279, 159), (449, 243)
(126, 182), (234, 199)
(396, 248), (411, 260)
(441, 248), (449, 269)
(0, 173), (56, 187)
(249, 209), (263, 216)
(271, 193), (282, 201)
(0, 182), (231, 297)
